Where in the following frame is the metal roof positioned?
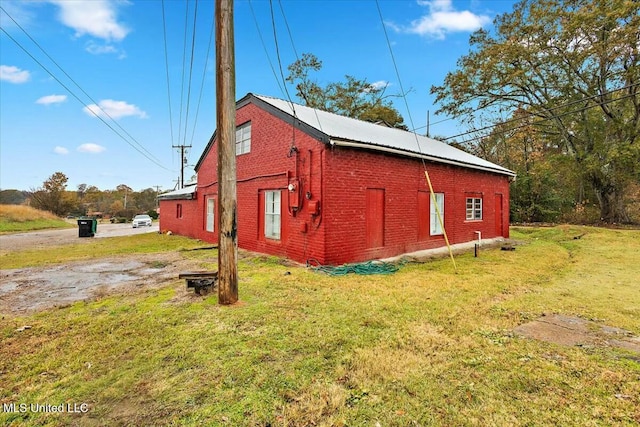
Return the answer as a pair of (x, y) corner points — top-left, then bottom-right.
(157, 184), (196, 200)
(194, 93), (515, 177)
(253, 94), (515, 177)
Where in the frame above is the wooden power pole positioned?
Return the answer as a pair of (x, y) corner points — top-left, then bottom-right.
(215, 0), (238, 305)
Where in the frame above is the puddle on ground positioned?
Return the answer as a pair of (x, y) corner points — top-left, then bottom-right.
(0, 258), (180, 314)
(514, 313), (640, 355)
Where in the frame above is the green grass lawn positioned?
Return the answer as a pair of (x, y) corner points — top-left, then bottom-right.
(1, 226), (639, 426)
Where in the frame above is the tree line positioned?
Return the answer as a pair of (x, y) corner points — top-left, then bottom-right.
(0, 172), (160, 220)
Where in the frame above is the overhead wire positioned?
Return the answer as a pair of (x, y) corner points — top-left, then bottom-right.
(161, 0), (176, 148)
(247, 0), (285, 97)
(176, 0), (191, 149)
(0, 5), (168, 169)
(272, 0), (324, 132)
(181, 0), (199, 148)
(269, 0), (301, 154)
(187, 5), (216, 155)
(277, 0), (299, 62)
(0, 14), (172, 171)
(451, 88), (640, 146)
(439, 82), (640, 143)
(375, 0), (457, 271)
(412, 116), (454, 133)
(269, 0), (296, 119)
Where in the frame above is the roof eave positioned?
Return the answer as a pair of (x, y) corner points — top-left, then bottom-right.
(329, 139), (517, 177)
(157, 193), (196, 201)
(195, 93), (332, 172)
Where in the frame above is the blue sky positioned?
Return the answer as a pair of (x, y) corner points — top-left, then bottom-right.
(0, 0), (515, 193)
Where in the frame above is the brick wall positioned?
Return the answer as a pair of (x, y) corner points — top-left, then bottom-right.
(158, 198), (200, 239)
(175, 103), (328, 264)
(322, 146), (510, 264)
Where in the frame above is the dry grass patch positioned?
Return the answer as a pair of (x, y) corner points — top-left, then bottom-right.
(0, 205), (72, 233)
(0, 205), (60, 221)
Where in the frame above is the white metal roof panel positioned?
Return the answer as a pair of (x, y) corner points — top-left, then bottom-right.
(157, 184), (196, 200)
(254, 94), (514, 176)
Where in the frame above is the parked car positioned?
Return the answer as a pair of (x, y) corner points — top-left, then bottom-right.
(132, 214), (153, 228)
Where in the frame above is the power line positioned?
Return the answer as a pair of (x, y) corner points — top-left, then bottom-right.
(181, 0), (199, 148)
(187, 4), (216, 159)
(412, 116), (454, 133)
(441, 83), (640, 142)
(161, 0), (176, 148)
(269, 0), (296, 117)
(247, 0), (285, 98)
(268, 0), (325, 134)
(0, 21), (172, 171)
(176, 0), (191, 148)
(277, 0), (298, 61)
(375, 0), (457, 271)
(0, 5), (167, 168)
(374, 1), (423, 161)
(452, 89), (640, 146)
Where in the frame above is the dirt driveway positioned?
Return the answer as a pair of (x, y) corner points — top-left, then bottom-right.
(0, 224), (202, 316)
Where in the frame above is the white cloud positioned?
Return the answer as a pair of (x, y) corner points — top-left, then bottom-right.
(53, 146), (69, 155)
(391, 0), (490, 39)
(77, 143), (106, 154)
(85, 40), (127, 58)
(370, 81), (390, 91)
(50, 0), (129, 42)
(0, 65), (31, 83)
(36, 94), (67, 105)
(83, 99), (148, 119)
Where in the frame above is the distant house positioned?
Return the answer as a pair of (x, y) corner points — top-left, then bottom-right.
(158, 93), (515, 265)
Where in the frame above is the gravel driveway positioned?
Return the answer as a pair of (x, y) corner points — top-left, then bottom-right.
(0, 222), (160, 251)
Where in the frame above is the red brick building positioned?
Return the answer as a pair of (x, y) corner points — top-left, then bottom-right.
(159, 93), (515, 265)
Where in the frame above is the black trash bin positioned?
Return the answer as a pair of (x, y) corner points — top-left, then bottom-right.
(78, 217), (97, 237)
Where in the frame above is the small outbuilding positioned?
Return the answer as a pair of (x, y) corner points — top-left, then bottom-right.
(159, 93), (515, 265)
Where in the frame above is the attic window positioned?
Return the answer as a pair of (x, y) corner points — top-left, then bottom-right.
(235, 122), (251, 155)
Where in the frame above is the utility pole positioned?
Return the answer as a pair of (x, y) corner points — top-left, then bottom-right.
(216, 0), (238, 305)
(172, 144), (191, 188)
(154, 185), (162, 208)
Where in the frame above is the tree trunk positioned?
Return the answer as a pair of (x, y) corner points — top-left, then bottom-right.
(593, 181), (631, 224)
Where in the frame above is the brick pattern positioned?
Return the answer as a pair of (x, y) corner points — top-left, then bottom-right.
(159, 102), (511, 265)
(322, 147), (510, 264)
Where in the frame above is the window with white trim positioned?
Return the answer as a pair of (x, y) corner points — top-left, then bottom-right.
(466, 197), (482, 220)
(264, 190), (281, 240)
(430, 193), (444, 236)
(206, 198), (215, 232)
(235, 122), (251, 155)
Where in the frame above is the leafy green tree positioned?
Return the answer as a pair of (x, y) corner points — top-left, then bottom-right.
(477, 110), (582, 222)
(131, 188), (158, 213)
(116, 184), (133, 210)
(29, 172), (75, 216)
(431, 0), (640, 223)
(287, 53), (408, 130)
